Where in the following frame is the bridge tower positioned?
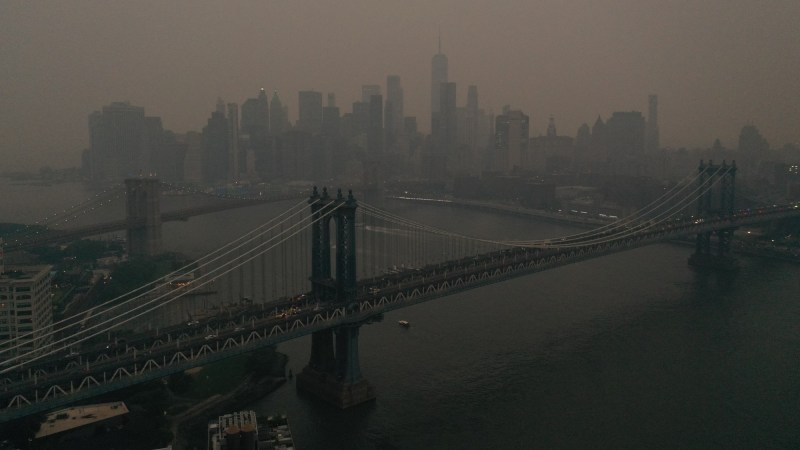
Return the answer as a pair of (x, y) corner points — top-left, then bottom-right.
(297, 187), (376, 408)
(688, 160), (738, 270)
(125, 178), (162, 256)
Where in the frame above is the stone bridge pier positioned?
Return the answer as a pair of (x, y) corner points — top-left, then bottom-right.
(125, 178), (162, 256)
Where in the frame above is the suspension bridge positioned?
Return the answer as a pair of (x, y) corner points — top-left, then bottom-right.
(0, 160), (798, 423)
(1, 179), (306, 254)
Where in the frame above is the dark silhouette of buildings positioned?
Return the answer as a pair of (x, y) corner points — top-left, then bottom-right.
(201, 107), (229, 184)
(430, 35), (448, 126)
(738, 125), (769, 152)
(270, 91), (288, 136)
(606, 111), (646, 175)
(493, 109), (529, 173)
(298, 90), (323, 134)
(241, 89), (270, 138)
(86, 101), (186, 183)
(385, 75), (404, 145)
(646, 94), (660, 151)
(87, 102), (146, 181)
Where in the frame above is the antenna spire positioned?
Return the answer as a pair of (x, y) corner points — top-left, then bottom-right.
(438, 27), (442, 53)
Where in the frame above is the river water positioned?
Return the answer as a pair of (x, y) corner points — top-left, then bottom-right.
(2, 180), (799, 449)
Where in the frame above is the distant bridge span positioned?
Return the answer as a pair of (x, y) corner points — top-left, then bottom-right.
(3, 192), (304, 252)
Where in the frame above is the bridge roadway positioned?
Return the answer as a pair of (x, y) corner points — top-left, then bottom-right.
(0, 203), (798, 422)
(2, 194), (305, 252)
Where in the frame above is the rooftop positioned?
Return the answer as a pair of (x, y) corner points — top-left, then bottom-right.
(35, 402), (129, 439)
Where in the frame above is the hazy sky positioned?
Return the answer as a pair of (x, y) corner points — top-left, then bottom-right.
(2, 0), (799, 170)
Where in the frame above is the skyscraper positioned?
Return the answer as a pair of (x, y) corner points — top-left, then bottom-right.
(227, 102), (239, 180)
(361, 85), (381, 104)
(436, 82), (458, 154)
(606, 111), (646, 156)
(606, 111), (646, 175)
(367, 94), (384, 155)
(270, 91), (287, 135)
(322, 104), (341, 137)
(88, 101), (146, 181)
(351, 101), (370, 137)
(494, 110), (529, 173)
(646, 94), (660, 151)
(241, 88), (270, 138)
(430, 34), (448, 128)
(386, 75), (404, 140)
(298, 90), (323, 134)
(201, 108), (229, 184)
(465, 85), (479, 150)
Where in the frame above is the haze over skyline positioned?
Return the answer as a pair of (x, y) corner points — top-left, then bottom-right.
(2, 0), (799, 171)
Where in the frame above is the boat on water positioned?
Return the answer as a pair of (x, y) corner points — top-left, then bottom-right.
(398, 320), (410, 327)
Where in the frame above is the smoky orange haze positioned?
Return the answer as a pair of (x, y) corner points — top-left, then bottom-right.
(1, 0), (799, 170)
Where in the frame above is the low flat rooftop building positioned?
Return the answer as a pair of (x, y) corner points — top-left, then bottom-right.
(207, 410), (295, 450)
(35, 402), (129, 439)
(208, 410), (259, 450)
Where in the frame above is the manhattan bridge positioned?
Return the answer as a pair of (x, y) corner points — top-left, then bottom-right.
(0, 160), (798, 423)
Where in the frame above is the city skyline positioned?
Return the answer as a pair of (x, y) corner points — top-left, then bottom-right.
(2, 1), (800, 170)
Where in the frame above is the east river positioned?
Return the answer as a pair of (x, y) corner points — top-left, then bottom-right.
(2, 179), (799, 449)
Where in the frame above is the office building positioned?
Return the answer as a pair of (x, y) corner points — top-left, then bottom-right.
(386, 75), (404, 140)
(241, 89), (270, 139)
(270, 91), (288, 135)
(322, 105), (341, 137)
(88, 102), (146, 181)
(226, 103), (239, 180)
(431, 36), (448, 124)
(465, 85), (479, 150)
(494, 109), (529, 173)
(435, 82), (457, 155)
(298, 90), (323, 134)
(361, 85), (381, 104)
(201, 109), (229, 184)
(351, 101), (370, 137)
(646, 94), (660, 151)
(0, 262), (53, 361)
(606, 111), (646, 157)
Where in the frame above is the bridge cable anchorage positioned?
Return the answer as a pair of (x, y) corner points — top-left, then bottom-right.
(0, 198), (333, 370)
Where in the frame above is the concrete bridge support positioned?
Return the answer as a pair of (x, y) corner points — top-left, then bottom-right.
(296, 187), (375, 408)
(125, 178), (162, 256)
(688, 160), (738, 271)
